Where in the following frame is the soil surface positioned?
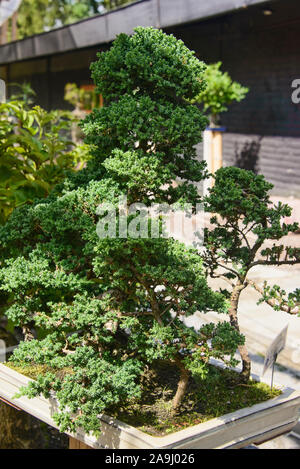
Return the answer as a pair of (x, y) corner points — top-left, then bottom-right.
(4, 360), (281, 439)
(108, 361), (281, 436)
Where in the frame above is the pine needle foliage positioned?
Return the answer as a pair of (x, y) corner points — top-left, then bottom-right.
(0, 28), (244, 434)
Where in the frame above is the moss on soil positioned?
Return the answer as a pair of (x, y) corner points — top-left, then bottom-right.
(4, 360), (281, 437)
(4, 362), (73, 380)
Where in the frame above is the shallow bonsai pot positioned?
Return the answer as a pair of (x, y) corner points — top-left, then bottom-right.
(0, 362), (299, 449)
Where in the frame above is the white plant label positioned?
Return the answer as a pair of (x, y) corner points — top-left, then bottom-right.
(0, 79), (5, 103)
(262, 325), (288, 376)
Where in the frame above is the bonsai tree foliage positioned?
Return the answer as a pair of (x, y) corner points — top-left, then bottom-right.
(0, 86), (89, 224)
(193, 62), (249, 127)
(0, 28), (243, 434)
(204, 166), (300, 381)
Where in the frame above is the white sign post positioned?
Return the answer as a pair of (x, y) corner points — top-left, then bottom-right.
(262, 325), (288, 389)
(0, 78), (5, 103)
(0, 339), (6, 363)
(202, 127), (226, 197)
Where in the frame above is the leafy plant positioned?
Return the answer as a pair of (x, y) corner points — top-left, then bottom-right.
(204, 166), (300, 380)
(64, 83), (100, 111)
(0, 27), (243, 435)
(194, 62), (249, 126)
(102, 0), (133, 11)
(0, 93), (89, 223)
(8, 82), (36, 107)
(16, 0), (135, 39)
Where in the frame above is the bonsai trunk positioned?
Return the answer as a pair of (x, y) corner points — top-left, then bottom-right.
(172, 357), (190, 413)
(209, 113), (220, 128)
(229, 283), (251, 382)
(22, 325), (34, 342)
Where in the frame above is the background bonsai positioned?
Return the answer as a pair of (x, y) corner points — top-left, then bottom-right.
(204, 166), (300, 381)
(193, 62), (248, 127)
(0, 27), (243, 434)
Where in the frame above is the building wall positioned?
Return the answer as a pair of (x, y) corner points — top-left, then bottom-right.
(196, 133), (300, 198)
(0, 47), (101, 110)
(1, 0), (300, 196)
(168, 0), (300, 196)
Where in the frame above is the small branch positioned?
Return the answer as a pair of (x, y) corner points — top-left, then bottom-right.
(228, 221), (251, 251)
(121, 311), (153, 317)
(244, 222), (258, 235)
(129, 264), (163, 325)
(62, 348), (75, 355)
(215, 262), (241, 280)
(247, 279), (299, 315)
(218, 275), (236, 288)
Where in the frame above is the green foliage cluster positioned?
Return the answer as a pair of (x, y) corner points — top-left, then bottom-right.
(64, 83), (100, 111)
(102, 0), (133, 11)
(0, 89), (89, 223)
(204, 166), (300, 378)
(16, 0), (134, 39)
(194, 62), (248, 126)
(0, 28), (244, 434)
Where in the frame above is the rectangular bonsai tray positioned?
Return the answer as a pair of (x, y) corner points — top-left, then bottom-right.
(0, 363), (299, 449)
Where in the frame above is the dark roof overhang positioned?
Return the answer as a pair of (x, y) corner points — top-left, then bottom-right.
(0, 0), (274, 65)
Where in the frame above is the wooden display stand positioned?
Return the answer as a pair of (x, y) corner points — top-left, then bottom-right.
(203, 127), (226, 196)
(69, 436), (93, 450)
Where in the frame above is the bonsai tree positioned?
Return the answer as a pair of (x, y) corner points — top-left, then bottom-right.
(64, 83), (100, 113)
(0, 27), (243, 434)
(193, 61), (248, 127)
(204, 166), (300, 381)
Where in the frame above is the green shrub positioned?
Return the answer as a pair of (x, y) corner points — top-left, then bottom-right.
(0, 94), (89, 223)
(194, 61), (248, 126)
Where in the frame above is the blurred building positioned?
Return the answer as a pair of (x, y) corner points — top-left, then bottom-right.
(0, 0), (299, 197)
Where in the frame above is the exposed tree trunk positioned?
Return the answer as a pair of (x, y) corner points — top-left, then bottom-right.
(229, 282), (251, 382)
(22, 325), (35, 342)
(238, 343), (251, 381)
(69, 436), (93, 449)
(172, 358), (190, 413)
